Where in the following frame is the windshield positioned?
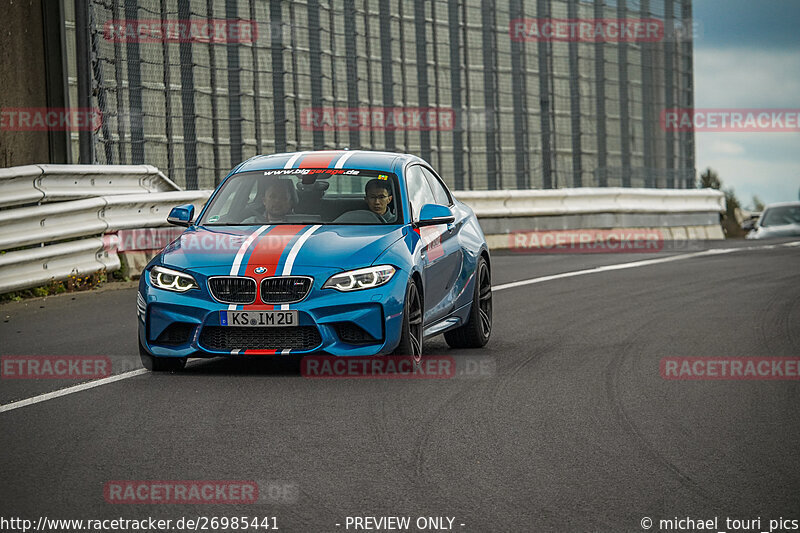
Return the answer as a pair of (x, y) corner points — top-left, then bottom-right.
(199, 169), (402, 225)
(760, 205), (800, 227)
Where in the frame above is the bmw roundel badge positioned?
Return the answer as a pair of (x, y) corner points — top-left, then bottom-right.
(254, 267), (267, 274)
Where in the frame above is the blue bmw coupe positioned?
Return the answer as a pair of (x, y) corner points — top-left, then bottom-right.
(138, 150), (492, 371)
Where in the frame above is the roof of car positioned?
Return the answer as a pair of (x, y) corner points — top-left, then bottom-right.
(764, 201), (800, 209)
(235, 150), (426, 174)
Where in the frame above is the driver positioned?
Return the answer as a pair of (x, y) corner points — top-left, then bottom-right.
(243, 179), (297, 223)
(364, 179), (395, 223)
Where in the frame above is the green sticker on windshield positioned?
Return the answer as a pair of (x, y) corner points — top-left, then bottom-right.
(208, 215), (220, 223)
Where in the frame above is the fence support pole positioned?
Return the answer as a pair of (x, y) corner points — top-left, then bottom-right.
(74, 0), (94, 164)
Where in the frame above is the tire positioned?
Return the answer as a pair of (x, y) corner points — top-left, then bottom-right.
(444, 257), (491, 349)
(139, 339), (187, 372)
(392, 278), (424, 357)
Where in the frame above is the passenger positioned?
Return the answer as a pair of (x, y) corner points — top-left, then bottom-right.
(364, 179), (395, 223)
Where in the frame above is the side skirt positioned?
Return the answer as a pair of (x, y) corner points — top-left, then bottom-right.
(422, 301), (472, 338)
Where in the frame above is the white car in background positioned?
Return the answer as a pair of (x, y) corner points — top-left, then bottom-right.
(747, 202), (800, 239)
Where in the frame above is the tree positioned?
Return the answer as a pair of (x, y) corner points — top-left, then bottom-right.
(698, 167), (745, 238)
(751, 196), (765, 212)
(721, 187), (745, 238)
(698, 168), (721, 190)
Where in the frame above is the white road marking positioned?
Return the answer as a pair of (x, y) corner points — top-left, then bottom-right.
(1, 240), (797, 415)
(0, 369), (148, 414)
(492, 241), (800, 292)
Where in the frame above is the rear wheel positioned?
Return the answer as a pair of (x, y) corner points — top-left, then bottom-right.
(139, 339), (187, 372)
(392, 279), (423, 357)
(444, 257), (491, 348)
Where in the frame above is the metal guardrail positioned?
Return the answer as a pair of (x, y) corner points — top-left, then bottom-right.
(0, 164), (180, 208)
(455, 187), (726, 218)
(0, 237), (120, 294)
(0, 165), (206, 295)
(0, 162), (726, 295)
(0, 191), (211, 250)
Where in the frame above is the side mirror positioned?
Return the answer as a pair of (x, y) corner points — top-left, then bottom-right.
(167, 204), (195, 227)
(415, 204), (455, 228)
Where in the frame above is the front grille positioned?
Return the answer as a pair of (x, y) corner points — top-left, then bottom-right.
(199, 326), (322, 351)
(334, 322), (380, 345)
(260, 276), (313, 304)
(208, 276), (256, 304)
(154, 322), (195, 345)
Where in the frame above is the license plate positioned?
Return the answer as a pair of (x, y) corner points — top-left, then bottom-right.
(221, 310), (298, 327)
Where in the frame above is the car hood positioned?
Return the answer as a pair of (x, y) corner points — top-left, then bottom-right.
(159, 224), (407, 271)
(748, 223), (800, 239)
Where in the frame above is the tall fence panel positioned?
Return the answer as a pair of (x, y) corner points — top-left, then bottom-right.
(64, 0), (695, 191)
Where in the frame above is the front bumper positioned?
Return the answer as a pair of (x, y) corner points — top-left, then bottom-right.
(137, 266), (407, 357)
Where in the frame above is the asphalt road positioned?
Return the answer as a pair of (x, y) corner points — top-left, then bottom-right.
(1, 240), (799, 532)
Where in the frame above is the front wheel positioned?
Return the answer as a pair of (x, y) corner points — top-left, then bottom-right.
(392, 278), (424, 357)
(444, 257), (492, 348)
(139, 339), (187, 372)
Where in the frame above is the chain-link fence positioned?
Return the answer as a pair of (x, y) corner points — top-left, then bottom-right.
(65, 0), (695, 190)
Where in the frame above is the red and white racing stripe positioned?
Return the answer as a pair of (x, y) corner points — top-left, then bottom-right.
(282, 149), (359, 169)
(228, 224), (271, 311)
(297, 151), (340, 168)
(222, 149), (357, 354)
(226, 224), (322, 355)
(333, 150), (357, 168)
(283, 151), (308, 168)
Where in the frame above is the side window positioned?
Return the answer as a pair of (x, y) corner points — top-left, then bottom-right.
(405, 165), (437, 222)
(421, 167), (452, 206)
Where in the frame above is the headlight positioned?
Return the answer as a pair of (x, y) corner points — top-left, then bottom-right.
(149, 266), (199, 292)
(322, 265), (396, 292)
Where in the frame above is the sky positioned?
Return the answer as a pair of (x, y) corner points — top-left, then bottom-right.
(692, 0), (800, 208)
